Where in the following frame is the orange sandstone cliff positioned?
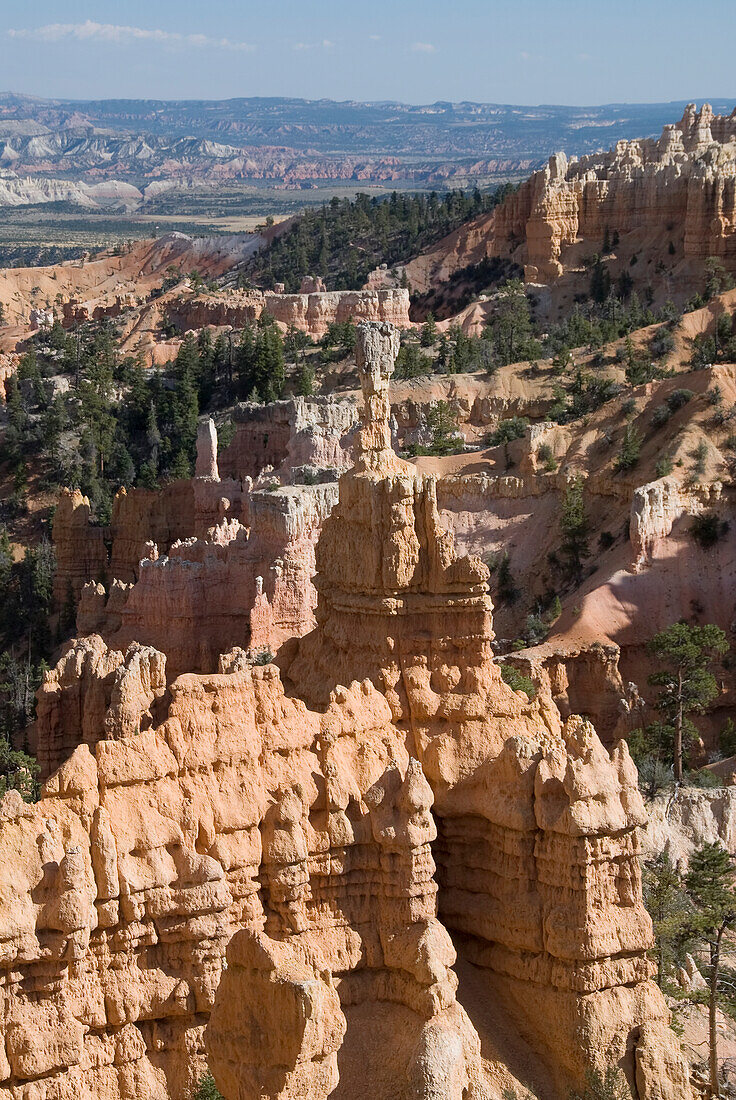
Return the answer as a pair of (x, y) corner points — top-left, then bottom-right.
(3, 323), (690, 1100)
(406, 103), (736, 309)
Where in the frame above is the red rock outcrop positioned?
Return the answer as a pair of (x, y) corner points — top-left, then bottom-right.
(218, 395), (358, 482)
(0, 232), (258, 328)
(112, 481), (337, 679)
(513, 104), (736, 283)
(11, 322), (689, 1100)
(53, 417), (340, 682)
(51, 490), (109, 606)
(52, 435), (246, 605)
(406, 103), (736, 301)
(165, 285), (410, 338)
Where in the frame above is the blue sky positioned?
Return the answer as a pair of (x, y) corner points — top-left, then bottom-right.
(2, 0), (734, 105)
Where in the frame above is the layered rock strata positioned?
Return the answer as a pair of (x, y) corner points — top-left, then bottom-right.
(11, 322), (689, 1100)
(406, 104), (736, 295)
(112, 481), (338, 681)
(218, 395), (358, 482)
(494, 103), (736, 282)
(281, 323), (689, 1098)
(52, 463), (245, 606)
(165, 286), (410, 339)
(53, 417), (340, 692)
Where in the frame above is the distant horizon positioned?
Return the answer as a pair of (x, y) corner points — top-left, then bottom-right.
(2, 90), (735, 112)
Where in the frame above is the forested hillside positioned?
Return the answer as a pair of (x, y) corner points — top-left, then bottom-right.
(242, 186), (514, 292)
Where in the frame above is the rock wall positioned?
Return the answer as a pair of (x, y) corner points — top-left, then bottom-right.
(405, 104), (736, 297)
(52, 423), (339, 695)
(61, 492), (336, 706)
(0, 233), (256, 328)
(503, 639), (639, 743)
(113, 482), (338, 682)
(494, 103), (736, 282)
(279, 323), (688, 1099)
(52, 426), (247, 606)
(218, 395), (358, 482)
(17, 323), (690, 1100)
(630, 475), (723, 570)
(51, 491), (109, 607)
(165, 286), (410, 338)
(641, 787), (736, 869)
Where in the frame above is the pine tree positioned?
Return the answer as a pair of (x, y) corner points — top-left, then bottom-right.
(59, 580), (77, 641)
(420, 314), (437, 347)
(493, 279), (534, 364)
(559, 476), (589, 582)
(628, 721), (676, 797)
(643, 853), (693, 987)
(295, 362), (315, 397)
(590, 257), (611, 304)
(146, 401), (161, 473)
(197, 328), (214, 405)
(212, 333), (229, 385)
(236, 325), (257, 398)
(647, 623), (728, 783)
(614, 422), (642, 472)
(193, 1072), (223, 1100)
(137, 459), (158, 490)
(686, 843), (736, 1096)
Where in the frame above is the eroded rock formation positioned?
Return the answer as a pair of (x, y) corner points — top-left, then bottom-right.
(165, 286), (410, 339)
(52, 410), (345, 687)
(406, 104), (736, 304)
(113, 481), (338, 681)
(492, 103), (736, 283)
(218, 395), (358, 482)
(52, 470), (246, 607)
(10, 322), (690, 1100)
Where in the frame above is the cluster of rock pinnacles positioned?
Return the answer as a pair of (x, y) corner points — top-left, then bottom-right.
(0, 322), (689, 1099)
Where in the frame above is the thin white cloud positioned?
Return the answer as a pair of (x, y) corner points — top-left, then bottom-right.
(369, 34), (381, 41)
(293, 39), (335, 51)
(411, 41), (436, 54)
(519, 51), (531, 61)
(7, 20), (254, 51)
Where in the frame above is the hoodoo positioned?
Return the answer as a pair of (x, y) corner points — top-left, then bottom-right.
(0, 323), (689, 1100)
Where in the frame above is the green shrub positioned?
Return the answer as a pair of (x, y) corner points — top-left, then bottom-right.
(536, 442), (557, 470)
(719, 718), (736, 758)
(499, 664), (536, 700)
(569, 1067), (631, 1100)
(193, 1073), (224, 1100)
(669, 388), (694, 410)
(690, 513), (729, 549)
(685, 768), (722, 789)
(635, 754), (674, 797)
(651, 404), (670, 428)
(486, 417), (529, 447)
(614, 423), (642, 472)
(522, 612), (549, 646)
(650, 326), (676, 360)
(486, 551), (519, 603)
(650, 387), (691, 427)
(394, 343), (433, 380)
(691, 439), (708, 477)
